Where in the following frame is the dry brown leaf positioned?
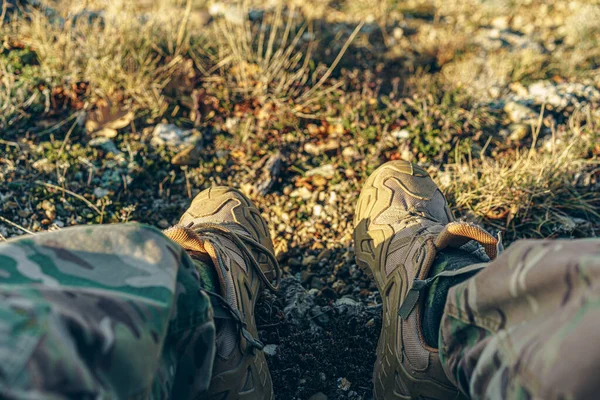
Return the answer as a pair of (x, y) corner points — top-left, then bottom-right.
(86, 100), (134, 136)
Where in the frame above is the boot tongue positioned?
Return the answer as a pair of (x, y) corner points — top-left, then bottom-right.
(434, 222), (500, 260)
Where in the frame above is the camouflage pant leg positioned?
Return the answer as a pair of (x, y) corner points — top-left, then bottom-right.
(0, 223), (215, 400)
(439, 239), (600, 400)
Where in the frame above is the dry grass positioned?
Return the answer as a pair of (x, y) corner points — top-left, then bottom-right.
(0, 61), (37, 129)
(207, 1), (363, 109)
(439, 120), (600, 240)
(3, 0), (197, 116)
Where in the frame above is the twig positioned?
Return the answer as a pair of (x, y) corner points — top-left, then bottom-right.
(175, 0), (193, 55)
(35, 181), (101, 215)
(0, 139), (20, 148)
(36, 111), (81, 137)
(0, 1), (8, 29)
(528, 103), (546, 161)
(57, 119), (79, 158)
(0, 215), (34, 235)
(298, 21), (365, 102)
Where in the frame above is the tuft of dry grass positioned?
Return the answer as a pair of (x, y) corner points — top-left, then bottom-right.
(439, 122), (600, 240)
(207, 1), (363, 110)
(3, 0), (197, 116)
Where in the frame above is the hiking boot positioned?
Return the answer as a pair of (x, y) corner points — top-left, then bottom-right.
(353, 161), (498, 399)
(165, 186), (280, 400)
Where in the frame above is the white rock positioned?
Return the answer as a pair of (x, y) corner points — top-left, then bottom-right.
(504, 101), (537, 124)
(313, 204), (324, 217)
(94, 187), (109, 198)
(263, 344), (278, 356)
(151, 124), (198, 148)
(290, 187), (312, 200)
(391, 129), (410, 140)
(306, 164), (335, 179)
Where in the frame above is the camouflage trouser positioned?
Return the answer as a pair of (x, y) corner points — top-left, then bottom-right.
(0, 223), (216, 400)
(2, 223), (600, 400)
(440, 239), (600, 400)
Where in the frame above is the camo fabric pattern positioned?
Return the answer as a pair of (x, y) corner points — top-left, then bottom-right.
(440, 238), (600, 400)
(0, 223), (215, 400)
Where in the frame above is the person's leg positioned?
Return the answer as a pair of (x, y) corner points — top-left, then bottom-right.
(354, 160), (499, 400)
(0, 223), (216, 400)
(440, 238), (600, 400)
(164, 186), (281, 400)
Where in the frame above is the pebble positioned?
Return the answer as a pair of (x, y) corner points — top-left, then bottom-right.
(342, 147), (358, 159)
(334, 297), (360, 307)
(313, 204), (324, 217)
(306, 164), (336, 179)
(504, 101), (538, 124)
(89, 137), (122, 155)
(337, 377), (351, 391)
(262, 344), (278, 356)
(290, 187), (312, 200)
(93, 187), (110, 198)
(390, 128), (410, 140)
(151, 124), (200, 148)
(508, 124), (530, 141)
(302, 255), (316, 266)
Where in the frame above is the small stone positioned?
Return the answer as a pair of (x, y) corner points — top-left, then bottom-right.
(504, 101), (537, 124)
(32, 158), (56, 174)
(327, 123), (344, 136)
(337, 377), (351, 391)
(328, 191), (337, 205)
(313, 204), (324, 217)
(310, 278), (325, 290)
(17, 210), (31, 218)
(508, 124), (530, 141)
(290, 187), (312, 200)
(390, 129), (410, 140)
(318, 249), (332, 261)
(262, 344), (278, 356)
(302, 255), (316, 266)
(89, 137), (122, 155)
(151, 124), (199, 148)
(308, 392), (328, 400)
(306, 164), (335, 179)
(304, 143), (320, 155)
(342, 147), (357, 159)
(158, 219), (170, 229)
(491, 16), (510, 30)
(39, 200), (56, 220)
(224, 118), (239, 132)
(392, 27), (404, 39)
(94, 187), (109, 198)
(334, 297), (360, 307)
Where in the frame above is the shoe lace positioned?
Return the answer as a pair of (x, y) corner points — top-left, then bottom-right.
(167, 222), (282, 291)
(205, 289), (266, 354)
(165, 222), (281, 354)
(193, 222), (281, 291)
